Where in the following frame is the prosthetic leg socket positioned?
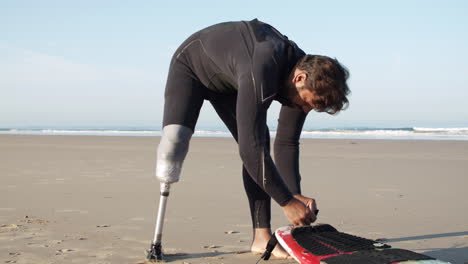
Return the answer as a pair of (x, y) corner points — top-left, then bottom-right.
(156, 125), (193, 183)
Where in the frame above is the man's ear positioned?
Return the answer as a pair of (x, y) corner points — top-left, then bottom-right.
(294, 70), (308, 88)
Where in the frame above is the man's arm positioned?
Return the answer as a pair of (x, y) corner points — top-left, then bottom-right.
(233, 39), (314, 225)
(274, 105), (307, 194)
(236, 78), (315, 225)
(274, 105), (318, 219)
(236, 74), (293, 206)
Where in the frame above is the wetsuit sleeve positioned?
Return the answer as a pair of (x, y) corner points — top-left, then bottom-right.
(274, 105), (307, 194)
(236, 59), (293, 207)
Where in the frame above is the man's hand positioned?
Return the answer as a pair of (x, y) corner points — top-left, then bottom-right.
(281, 198), (315, 226)
(294, 194), (318, 216)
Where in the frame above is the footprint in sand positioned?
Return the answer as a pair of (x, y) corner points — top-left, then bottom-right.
(57, 248), (75, 254)
(21, 216), (49, 224)
(50, 239), (63, 245)
(203, 245), (221, 249)
(27, 241), (56, 248)
(0, 224), (20, 232)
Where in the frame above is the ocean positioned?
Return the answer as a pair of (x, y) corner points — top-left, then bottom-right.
(1, 127), (468, 141)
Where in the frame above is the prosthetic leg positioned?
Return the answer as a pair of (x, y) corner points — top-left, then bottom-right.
(147, 125), (192, 262)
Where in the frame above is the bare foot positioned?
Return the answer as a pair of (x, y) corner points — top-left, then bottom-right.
(250, 228), (292, 259)
(251, 241), (291, 259)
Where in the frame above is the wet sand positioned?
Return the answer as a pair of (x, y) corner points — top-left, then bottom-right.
(1, 135), (467, 263)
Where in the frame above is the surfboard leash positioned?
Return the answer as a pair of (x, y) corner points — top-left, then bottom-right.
(256, 235), (278, 263)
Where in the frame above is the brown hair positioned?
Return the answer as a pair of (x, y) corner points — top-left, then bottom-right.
(295, 55), (350, 114)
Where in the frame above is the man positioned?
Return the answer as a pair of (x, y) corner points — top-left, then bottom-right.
(155, 19), (350, 258)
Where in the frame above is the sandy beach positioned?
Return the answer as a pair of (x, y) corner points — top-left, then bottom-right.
(0, 135), (467, 264)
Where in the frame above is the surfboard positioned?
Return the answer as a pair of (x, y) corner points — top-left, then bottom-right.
(274, 224), (451, 264)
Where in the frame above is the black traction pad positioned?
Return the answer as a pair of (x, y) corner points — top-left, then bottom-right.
(323, 248), (435, 264)
(291, 225), (390, 256)
(291, 233), (339, 256)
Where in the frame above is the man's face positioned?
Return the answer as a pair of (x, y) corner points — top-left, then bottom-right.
(291, 87), (317, 113)
(288, 69), (318, 113)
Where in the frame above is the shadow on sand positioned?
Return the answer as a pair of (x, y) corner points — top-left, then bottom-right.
(163, 250), (245, 262)
(422, 247), (468, 264)
(386, 231), (468, 264)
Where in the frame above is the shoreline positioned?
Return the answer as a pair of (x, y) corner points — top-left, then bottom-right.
(2, 126), (468, 141)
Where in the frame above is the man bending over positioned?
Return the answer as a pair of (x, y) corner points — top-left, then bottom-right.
(155, 19), (350, 258)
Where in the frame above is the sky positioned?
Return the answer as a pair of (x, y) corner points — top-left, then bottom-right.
(1, 0), (467, 129)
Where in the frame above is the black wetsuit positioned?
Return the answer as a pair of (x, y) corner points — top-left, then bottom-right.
(163, 19), (307, 228)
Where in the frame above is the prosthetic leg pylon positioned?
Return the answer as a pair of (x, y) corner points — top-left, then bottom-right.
(147, 183), (171, 261)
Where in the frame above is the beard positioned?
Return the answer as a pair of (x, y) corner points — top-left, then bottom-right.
(276, 81), (304, 110)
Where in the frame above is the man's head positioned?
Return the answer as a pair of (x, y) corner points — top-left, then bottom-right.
(287, 55), (350, 114)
